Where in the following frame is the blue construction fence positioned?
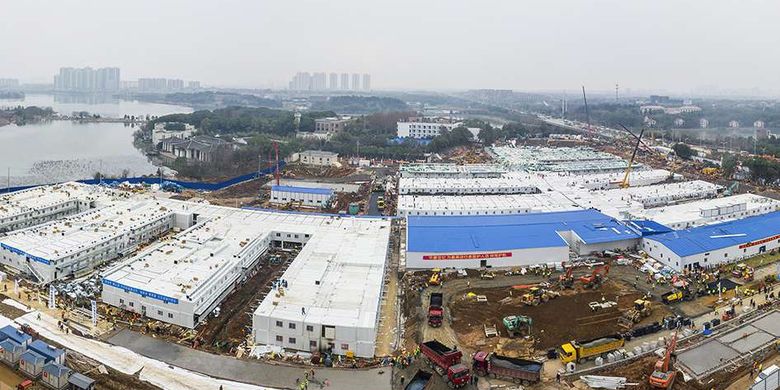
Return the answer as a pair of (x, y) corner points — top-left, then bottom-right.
(4, 161), (286, 193)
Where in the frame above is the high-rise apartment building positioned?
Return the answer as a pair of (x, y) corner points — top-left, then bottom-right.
(288, 72), (313, 91)
(351, 73), (361, 91)
(329, 73), (338, 90)
(340, 73), (350, 90)
(0, 79), (19, 89)
(54, 67), (121, 92)
(138, 78), (169, 92)
(362, 74), (371, 91)
(312, 72), (327, 90)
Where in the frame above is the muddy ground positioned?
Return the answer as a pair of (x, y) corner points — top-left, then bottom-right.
(449, 280), (671, 351)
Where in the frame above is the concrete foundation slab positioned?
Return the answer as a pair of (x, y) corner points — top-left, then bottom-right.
(752, 311), (780, 336)
(677, 340), (740, 376)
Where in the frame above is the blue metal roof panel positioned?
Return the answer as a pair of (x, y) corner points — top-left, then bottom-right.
(42, 362), (71, 376)
(271, 185), (333, 195)
(0, 325), (31, 345)
(0, 339), (21, 351)
(408, 209), (639, 252)
(646, 211), (780, 257)
(624, 220), (674, 237)
(20, 350), (45, 364)
(28, 340), (64, 361)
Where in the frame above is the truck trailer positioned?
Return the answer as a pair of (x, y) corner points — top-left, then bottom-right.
(472, 351), (542, 385)
(428, 293), (443, 327)
(420, 340), (471, 388)
(559, 334), (624, 364)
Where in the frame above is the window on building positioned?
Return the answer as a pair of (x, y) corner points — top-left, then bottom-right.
(119, 299), (124, 304)
(168, 313), (173, 318)
(129, 302), (134, 307)
(158, 310), (163, 316)
(276, 321), (283, 327)
(341, 343), (349, 350)
(306, 325), (314, 332)
(289, 337), (296, 344)
(289, 323), (296, 329)
(310, 340), (317, 348)
(276, 335), (283, 342)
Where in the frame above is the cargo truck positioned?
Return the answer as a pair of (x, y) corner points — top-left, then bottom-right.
(419, 340), (471, 388)
(558, 334), (625, 364)
(405, 370), (433, 390)
(472, 351), (542, 385)
(428, 293), (443, 327)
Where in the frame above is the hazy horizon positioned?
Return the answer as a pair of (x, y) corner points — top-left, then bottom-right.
(3, 0), (780, 95)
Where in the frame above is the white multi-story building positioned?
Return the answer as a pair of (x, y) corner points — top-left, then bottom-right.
(396, 118), (462, 139)
(100, 203), (391, 358)
(351, 73), (361, 91)
(295, 150), (339, 167)
(329, 73), (338, 90)
(0, 183), (115, 234)
(0, 199), (178, 284)
(270, 186), (334, 208)
(362, 74), (371, 91)
(340, 73), (349, 90)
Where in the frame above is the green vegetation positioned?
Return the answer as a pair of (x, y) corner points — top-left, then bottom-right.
(721, 153), (738, 179)
(743, 157), (780, 185)
(149, 107), (336, 136)
(0, 106), (54, 125)
(131, 91), (281, 109)
(672, 143), (694, 160)
(163, 122), (186, 131)
(310, 96), (408, 113)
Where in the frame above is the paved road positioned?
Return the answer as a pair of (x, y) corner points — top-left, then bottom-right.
(109, 329), (392, 390)
(367, 191), (383, 216)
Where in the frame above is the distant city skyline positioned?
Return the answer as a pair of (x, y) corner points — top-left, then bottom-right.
(289, 71), (371, 92)
(3, 1), (780, 94)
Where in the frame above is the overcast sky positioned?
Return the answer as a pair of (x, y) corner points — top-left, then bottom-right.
(3, 0), (780, 93)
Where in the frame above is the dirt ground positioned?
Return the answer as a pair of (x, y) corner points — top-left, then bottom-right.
(196, 249), (293, 353)
(449, 279), (671, 351)
(67, 352), (160, 390)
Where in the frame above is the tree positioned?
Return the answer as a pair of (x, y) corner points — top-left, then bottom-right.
(672, 143), (694, 160)
(721, 153), (738, 179)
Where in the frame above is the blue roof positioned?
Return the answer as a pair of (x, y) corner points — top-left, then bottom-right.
(271, 185), (333, 196)
(0, 325), (31, 345)
(20, 350), (45, 364)
(0, 338), (22, 351)
(28, 340), (64, 362)
(647, 211), (780, 257)
(408, 209), (640, 253)
(624, 220), (674, 237)
(42, 362), (71, 377)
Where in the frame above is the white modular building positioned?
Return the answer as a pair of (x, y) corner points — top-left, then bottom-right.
(396, 119), (462, 139)
(398, 173), (540, 195)
(0, 199), (178, 284)
(0, 183), (115, 234)
(405, 210), (640, 269)
(630, 194), (780, 230)
(270, 186), (334, 208)
(399, 163), (506, 178)
(101, 203), (391, 357)
(600, 180), (721, 208)
(489, 146), (633, 173)
(397, 192), (581, 217)
(642, 211), (780, 272)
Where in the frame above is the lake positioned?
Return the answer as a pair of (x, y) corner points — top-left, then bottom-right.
(0, 93), (192, 187)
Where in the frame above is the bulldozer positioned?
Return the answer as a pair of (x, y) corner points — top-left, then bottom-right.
(619, 299), (652, 328)
(503, 315), (532, 338)
(521, 287), (559, 306)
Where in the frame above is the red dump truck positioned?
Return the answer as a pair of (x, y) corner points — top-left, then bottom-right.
(472, 351), (543, 385)
(428, 293), (443, 327)
(420, 340), (471, 388)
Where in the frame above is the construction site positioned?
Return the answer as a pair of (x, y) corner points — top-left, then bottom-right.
(2, 129), (780, 390)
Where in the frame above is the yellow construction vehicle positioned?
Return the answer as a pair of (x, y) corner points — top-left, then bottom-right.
(620, 299), (652, 326)
(702, 167), (719, 176)
(429, 269), (441, 286)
